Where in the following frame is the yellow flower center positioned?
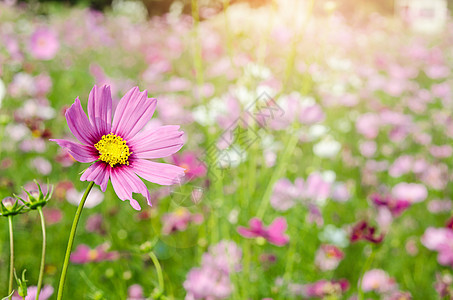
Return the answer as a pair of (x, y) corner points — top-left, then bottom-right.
(94, 133), (131, 167)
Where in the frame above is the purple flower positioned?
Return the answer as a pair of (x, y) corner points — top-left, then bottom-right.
(28, 28), (60, 60)
(51, 85), (185, 210)
(237, 217), (289, 246)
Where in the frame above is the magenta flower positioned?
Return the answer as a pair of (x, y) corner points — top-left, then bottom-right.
(370, 193), (411, 217)
(70, 243), (119, 264)
(237, 217), (289, 246)
(170, 152), (207, 181)
(350, 221), (384, 244)
(51, 85), (185, 210)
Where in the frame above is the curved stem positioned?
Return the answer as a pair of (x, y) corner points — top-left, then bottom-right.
(36, 206), (47, 300)
(149, 251), (164, 294)
(56, 181), (94, 300)
(8, 215), (14, 299)
(357, 248), (376, 300)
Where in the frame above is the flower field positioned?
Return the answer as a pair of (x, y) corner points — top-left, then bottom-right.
(1, 1), (453, 299)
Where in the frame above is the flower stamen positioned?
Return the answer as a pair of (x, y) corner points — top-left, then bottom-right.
(94, 133), (131, 167)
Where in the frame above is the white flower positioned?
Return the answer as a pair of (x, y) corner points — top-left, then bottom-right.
(66, 187), (104, 208)
(313, 136), (341, 158)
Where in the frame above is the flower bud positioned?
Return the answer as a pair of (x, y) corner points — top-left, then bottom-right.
(19, 180), (53, 209)
(14, 269), (28, 298)
(0, 197), (25, 217)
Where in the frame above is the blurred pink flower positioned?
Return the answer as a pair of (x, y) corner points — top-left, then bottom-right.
(171, 152), (207, 181)
(70, 243), (119, 264)
(361, 269), (396, 293)
(429, 145), (453, 158)
(161, 208), (203, 235)
(237, 217), (289, 246)
(184, 241), (241, 300)
(356, 113), (380, 139)
(421, 227), (453, 267)
(85, 213), (106, 235)
(359, 141), (377, 158)
(29, 28), (60, 60)
(428, 199), (452, 214)
(315, 244), (344, 271)
(392, 183), (427, 203)
(43, 208), (63, 225)
(291, 279), (349, 298)
(12, 285), (53, 300)
(371, 193), (411, 217)
(127, 284), (144, 300)
(270, 178), (303, 211)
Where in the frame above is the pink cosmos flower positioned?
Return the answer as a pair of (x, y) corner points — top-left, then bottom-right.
(270, 178), (304, 211)
(161, 208), (203, 235)
(170, 152), (207, 181)
(51, 85), (185, 210)
(70, 243), (119, 264)
(237, 217), (289, 246)
(29, 28), (60, 60)
(361, 269), (396, 293)
(371, 193), (411, 217)
(127, 284), (145, 300)
(421, 227), (453, 267)
(392, 183), (427, 203)
(314, 244), (344, 271)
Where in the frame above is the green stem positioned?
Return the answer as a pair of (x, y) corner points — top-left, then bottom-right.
(256, 130), (299, 219)
(149, 252), (164, 294)
(8, 215), (14, 299)
(36, 206), (47, 300)
(56, 181), (94, 300)
(357, 248), (376, 300)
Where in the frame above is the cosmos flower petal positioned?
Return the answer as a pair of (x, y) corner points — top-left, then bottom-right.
(50, 139), (98, 163)
(118, 166), (151, 206)
(110, 167), (143, 210)
(268, 217), (288, 234)
(129, 125), (184, 159)
(65, 97), (99, 145)
(111, 87), (157, 140)
(237, 227), (258, 238)
(132, 159), (185, 185)
(80, 162), (109, 191)
(87, 85), (112, 136)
